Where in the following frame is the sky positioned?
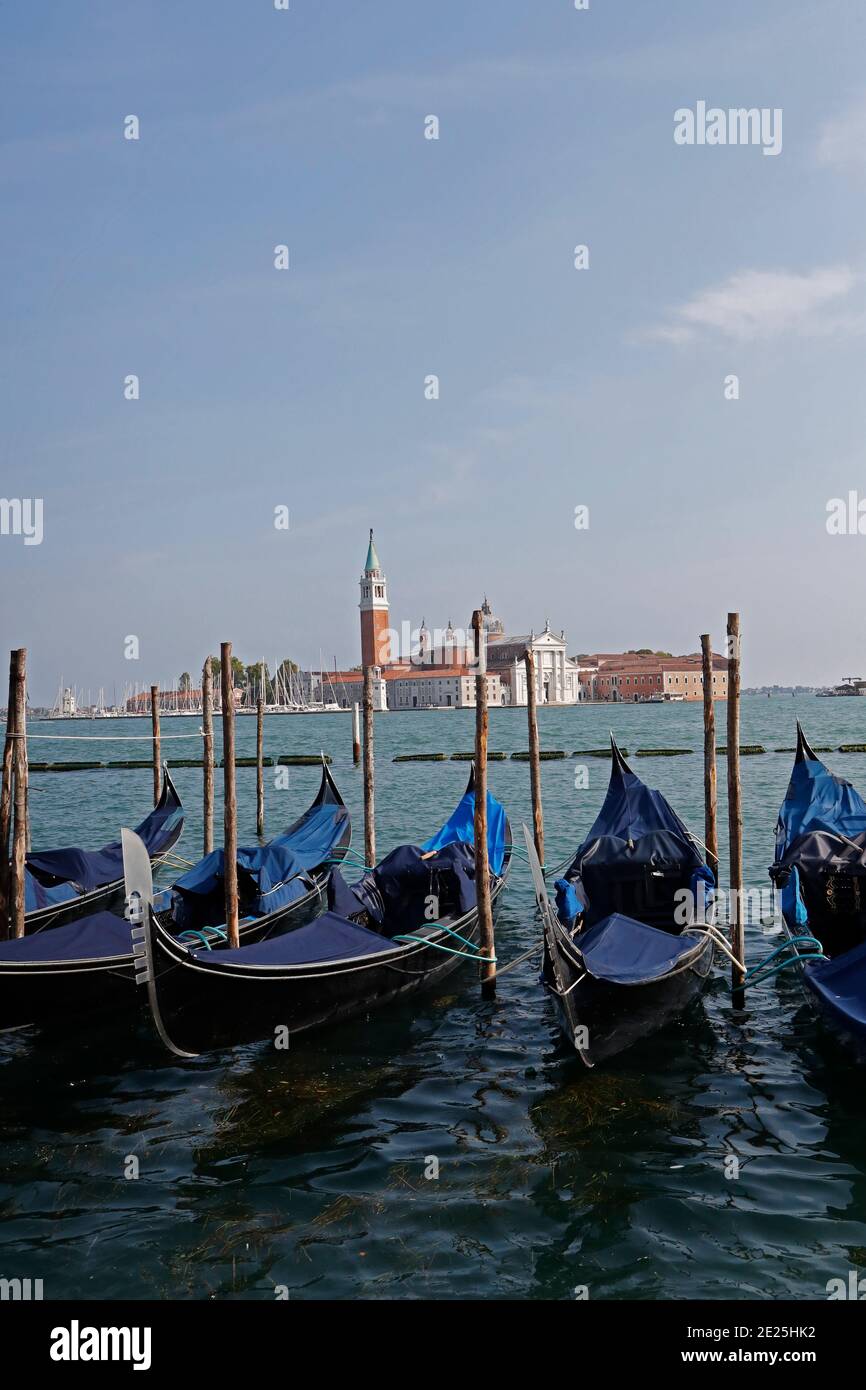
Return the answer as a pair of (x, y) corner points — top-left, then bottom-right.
(2, 0), (866, 702)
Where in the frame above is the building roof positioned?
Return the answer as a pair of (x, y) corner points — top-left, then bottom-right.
(582, 652), (728, 675)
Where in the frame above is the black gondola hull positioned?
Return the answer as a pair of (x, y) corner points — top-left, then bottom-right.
(0, 764), (350, 1032)
(147, 879), (508, 1051)
(543, 926), (714, 1065)
(0, 889), (330, 1033)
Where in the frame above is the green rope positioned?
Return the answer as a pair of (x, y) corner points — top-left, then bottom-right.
(393, 933), (496, 963)
(744, 934), (824, 979)
(737, 934), (828, 989)
(177, 926), (228, 951)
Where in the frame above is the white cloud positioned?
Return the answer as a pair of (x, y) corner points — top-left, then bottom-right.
(643, 266), (862, 344)
(816, 96), (866, 170)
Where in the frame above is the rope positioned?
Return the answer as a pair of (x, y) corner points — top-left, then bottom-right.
(392, 933), (496, 963)
(744, 934), (824, 978)
(741, 951), (828, 988)
(495, 940), (543, 975)
(690, 923), (828, 989)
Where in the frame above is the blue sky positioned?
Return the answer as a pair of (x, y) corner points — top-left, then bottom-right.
(2, 1), (866, 700)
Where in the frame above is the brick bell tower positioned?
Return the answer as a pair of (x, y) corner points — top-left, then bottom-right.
(359, 530), (391, 667)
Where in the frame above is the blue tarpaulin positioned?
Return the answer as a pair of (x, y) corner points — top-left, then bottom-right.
(577, 913), (703, 985)
(421, 788), (507, 875)
(171, 799), (349, 927)
(775, 727), (866, 862)
(0, 911), (134, 963)
(194, 912), (394, 967)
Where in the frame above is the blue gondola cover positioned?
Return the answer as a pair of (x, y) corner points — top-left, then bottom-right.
(171, 800), (349, 927)
(24, 775), (183, 908)
(577, 913), (702, 985)
(421, 788), (507, 875)
(0, 912), (134, 963)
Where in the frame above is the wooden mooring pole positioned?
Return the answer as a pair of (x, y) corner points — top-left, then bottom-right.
(352, 701), (361, 766)
(524, 648), (544, 868)
(221, 642), (239, 949)
(256, 691), (265, 837)
(700, 633), (719, 883)
(201, 658), (214, 856)
(362, 667), (376, 867)
(150, 683), (161, 806)
(472, 610), (496, 998)
(10, 648), (28, 938)
(0, 653), (15, 939)
(727, 613), (745, 1006)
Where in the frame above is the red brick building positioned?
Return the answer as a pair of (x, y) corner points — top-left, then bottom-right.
(578, 651), (728, 702)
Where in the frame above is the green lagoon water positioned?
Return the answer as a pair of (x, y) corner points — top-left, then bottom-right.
(2, 694), (866, 1300)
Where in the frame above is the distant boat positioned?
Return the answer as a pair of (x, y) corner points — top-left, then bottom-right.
(816, 677), (866, 697)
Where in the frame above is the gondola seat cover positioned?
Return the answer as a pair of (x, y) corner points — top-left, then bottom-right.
(170, 800), (349, 928)
(0, 911), (134, 964)
(192, 912), (394, 967)
(23, 774), (183, 902)
(577, 913), (703, 985)
(421, 789), (507, 875)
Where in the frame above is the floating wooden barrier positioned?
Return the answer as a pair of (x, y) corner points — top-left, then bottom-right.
(717, 745), (765, 755)
(450, 751), (506, 761)
(775, 746), (836, 753)
(636, 748), (693, 757)
(574, 748), (629, 758)
(276, 754), (332, 766)
(30, 761), (107, 772)
(393, 753), (448, 762)
(511, 750), (566, 761)
(839, 744), (866, 753)
(29, 755), (330, 772)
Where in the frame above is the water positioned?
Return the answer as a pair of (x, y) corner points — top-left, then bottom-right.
(3, 696), (866, 1301)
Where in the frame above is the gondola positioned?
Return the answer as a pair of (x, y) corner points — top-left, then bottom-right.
(123, 768), (511, 1056)
(526, 738), (715, 1066)
(769, 724), (866, 1055)
(16, 765), (184, 934)
(0, 761), (350, 1032)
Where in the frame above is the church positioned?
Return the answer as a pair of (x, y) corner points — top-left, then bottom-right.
(305, 532), (583, 710)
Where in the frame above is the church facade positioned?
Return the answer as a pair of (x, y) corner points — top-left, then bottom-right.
(311, 532), (581, 710)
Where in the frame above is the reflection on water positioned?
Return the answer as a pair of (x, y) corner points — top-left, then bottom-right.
(2, 698), (866, 1299)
